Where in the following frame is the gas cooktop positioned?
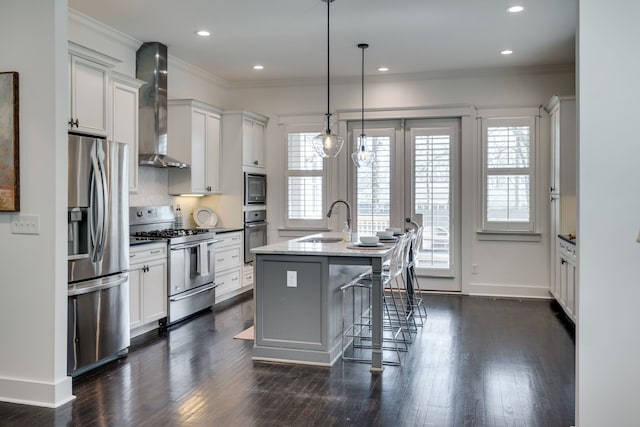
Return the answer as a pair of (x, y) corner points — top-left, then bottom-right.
(133, 228), (212, 239)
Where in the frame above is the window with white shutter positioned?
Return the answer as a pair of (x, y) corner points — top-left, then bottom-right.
(285, 125), (326, 228)
(481, 113), (537, 233)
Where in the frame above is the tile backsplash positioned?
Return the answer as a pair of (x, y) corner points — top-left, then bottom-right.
(128, 167), (206, 229)
(129, 167), (172, 207)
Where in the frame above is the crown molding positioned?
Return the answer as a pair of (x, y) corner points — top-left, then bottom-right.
(69, 9), (142, 51)
(168, 55), (231, 89)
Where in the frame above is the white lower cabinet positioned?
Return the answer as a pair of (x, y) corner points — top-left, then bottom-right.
(129, 242), (167, 336)
(215, 231), (252, 303)
(554, 238), (577, 322)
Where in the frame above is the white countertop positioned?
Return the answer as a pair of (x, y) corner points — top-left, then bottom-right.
(251, 232), (397, 257)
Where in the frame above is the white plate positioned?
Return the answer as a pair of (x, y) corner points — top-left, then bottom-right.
(193, 207), (218, 228)
(356, 242), (384, 247)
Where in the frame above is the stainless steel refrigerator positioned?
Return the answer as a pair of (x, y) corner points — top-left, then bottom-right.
(67, 132), (130, 376)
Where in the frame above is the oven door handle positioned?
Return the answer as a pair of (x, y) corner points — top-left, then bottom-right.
(169, 283), (217, 302)
(170, 240), (219, 251)
(245, 222), (268, 228)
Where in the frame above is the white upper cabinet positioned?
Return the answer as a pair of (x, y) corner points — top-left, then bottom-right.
(111, 72), (144, 193)
(68, 42), (120, 136)
(223, 111), (268, 172)
(242, 117), (266, 168)
(167, 99), (222, 195)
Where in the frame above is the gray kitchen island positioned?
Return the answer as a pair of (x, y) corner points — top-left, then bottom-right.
(251, 232), (396, 372)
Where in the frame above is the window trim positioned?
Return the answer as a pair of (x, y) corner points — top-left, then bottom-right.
(478, 107), (540, 235)
(282, 121), (327, 229)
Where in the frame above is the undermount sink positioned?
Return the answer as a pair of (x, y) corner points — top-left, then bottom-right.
(299, 237), (343, 244)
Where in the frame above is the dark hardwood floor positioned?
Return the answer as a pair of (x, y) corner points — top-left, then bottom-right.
(0, 293), (575, 427)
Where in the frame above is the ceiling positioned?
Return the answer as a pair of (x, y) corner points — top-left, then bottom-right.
(68, 0), (576, 86)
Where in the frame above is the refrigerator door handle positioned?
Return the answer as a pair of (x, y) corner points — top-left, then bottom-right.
(89, 144), (108, 262)
(96, 147), (108, 260)
(89, 148), (100, 262)
(68, 273), (129, 297)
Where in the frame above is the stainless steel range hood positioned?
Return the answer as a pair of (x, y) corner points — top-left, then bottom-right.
(136, 42), (189, 168)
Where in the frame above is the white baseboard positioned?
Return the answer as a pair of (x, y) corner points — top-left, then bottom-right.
(0, 375), (74, 408)
(467, 282), (552, 299)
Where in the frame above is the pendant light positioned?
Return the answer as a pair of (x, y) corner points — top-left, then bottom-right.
(351, 43), (375, 168)
(312, 0), (344, 158)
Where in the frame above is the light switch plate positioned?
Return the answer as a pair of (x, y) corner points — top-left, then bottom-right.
(11, 214), (40, 235)
(287, 270), (297, 287)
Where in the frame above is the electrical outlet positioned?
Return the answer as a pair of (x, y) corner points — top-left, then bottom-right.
(287, 270), (297, 287)
(471, 264), (479, 274)
(11, 214), (40, 235)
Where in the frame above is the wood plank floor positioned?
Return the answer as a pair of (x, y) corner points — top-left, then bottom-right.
(0, 293), (575, 427)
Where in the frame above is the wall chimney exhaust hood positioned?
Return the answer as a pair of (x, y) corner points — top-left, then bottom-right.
(136, 42), (189, 168)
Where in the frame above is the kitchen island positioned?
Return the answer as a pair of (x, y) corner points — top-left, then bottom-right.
(251, 232), (397, 372)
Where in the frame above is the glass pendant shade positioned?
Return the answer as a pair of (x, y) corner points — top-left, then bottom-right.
(351, 134), (375, 167)
(312, 113), (344, 158)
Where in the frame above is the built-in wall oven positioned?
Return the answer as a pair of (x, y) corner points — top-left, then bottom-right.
(244, 173), (267, 205)
(244, 209), (267, 263)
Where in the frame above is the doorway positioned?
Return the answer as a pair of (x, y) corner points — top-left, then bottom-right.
(348, 117), (461, 291)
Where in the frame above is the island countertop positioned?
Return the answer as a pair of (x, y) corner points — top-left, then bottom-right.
(251, 232), (396, 257)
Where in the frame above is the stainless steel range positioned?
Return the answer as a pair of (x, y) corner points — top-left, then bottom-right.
(130, 205), (217, 325)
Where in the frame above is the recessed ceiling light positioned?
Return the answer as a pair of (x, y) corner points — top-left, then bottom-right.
(501, 49), (513, 55)
(253, 65), (264, 70)
(195, 30), (210, 37)
(377, 67), (389, 72)
(506, 5), (524, 13)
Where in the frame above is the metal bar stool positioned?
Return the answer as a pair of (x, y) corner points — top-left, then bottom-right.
(340, 236), (409, 365)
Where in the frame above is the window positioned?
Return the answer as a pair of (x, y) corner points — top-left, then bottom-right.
(481, 113), (538, 232)
(285, 124), (326, 228)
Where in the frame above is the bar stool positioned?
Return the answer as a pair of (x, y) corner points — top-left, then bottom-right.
(384, 229), (419, 339)
(340, 235), (408, 365)
(406, 225), (427, 323)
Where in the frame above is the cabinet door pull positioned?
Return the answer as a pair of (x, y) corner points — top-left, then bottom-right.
(150, 249), (161, 254)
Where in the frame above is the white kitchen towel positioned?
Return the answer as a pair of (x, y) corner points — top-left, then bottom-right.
(198, 242), (209, 276)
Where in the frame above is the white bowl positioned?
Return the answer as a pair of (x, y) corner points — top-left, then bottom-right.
(386, 227), (402, 235)
(359, 235), (380, 244)
(376, 231), (394, 239)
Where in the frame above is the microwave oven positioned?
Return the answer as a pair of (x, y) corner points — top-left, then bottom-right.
(244, 173), (267, 205)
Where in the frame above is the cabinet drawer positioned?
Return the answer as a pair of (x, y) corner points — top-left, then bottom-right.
(129, 243), (167, 266)
(216, 269), (241, 296)
(243, 264), (254, 287)
(215, 231), (242, 248)
(215, 247), (241, 271)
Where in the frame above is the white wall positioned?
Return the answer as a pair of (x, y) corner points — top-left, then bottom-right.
(577, 1), (640, 425)
(231, 69), (574, 297)
(0, 0), (73, 407)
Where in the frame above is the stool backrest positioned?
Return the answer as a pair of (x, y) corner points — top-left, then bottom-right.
(387, 233), (406, 278)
